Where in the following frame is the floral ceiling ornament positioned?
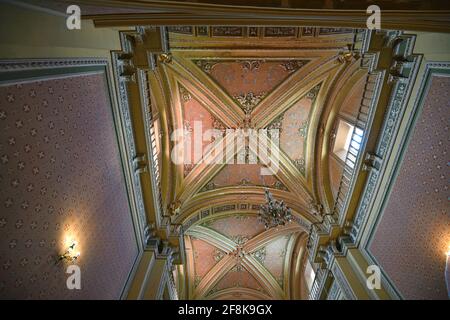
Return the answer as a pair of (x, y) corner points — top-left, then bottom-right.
(195, 60), (219, 73)
(230, 244), (247, 272)
(298, 120), (308, 137)
(212, 117), (226, 133)
(272, 180), (289, 191)
(213, 249), (225, 262)
(239, 178), (251, 186)
(183, 120), (193, 137)
(293, 158), (306, 175)
(179, 86), (192, 102)
(184, 163), (194, 177)
(251, 247), (266, 264)
(258, 189), (293, 230)
(231, 235), (249, 245)
(240, 60), (263, 72)
(279, 60), (308, 73)
(234, 92), (265, 115)
(201, 181), (217, 192)
(306, 84), (321, 101)
(267, 113), (284, 133)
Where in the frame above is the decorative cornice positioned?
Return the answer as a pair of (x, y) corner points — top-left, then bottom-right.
(0, 58), (108, 71)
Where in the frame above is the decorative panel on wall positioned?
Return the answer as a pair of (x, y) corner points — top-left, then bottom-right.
(0, 59), (139, 299)
(368, 72), (450, 299)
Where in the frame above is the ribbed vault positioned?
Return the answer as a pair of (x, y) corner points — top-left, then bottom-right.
(146, 27), (367, 299)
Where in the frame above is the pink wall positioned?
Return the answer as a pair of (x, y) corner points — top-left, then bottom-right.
(369, 75), (450, 299)
(0, 71), (138, 299)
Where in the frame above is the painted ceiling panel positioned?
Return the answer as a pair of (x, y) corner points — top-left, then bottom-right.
(208, 265), (267, 296)
(194, 59), (308, 113)
(191, 237), (226, 282)
(180, 85), (227, 177)
(267, 84), (320, 175)
(201, 163), (288, 192)
(251, 235), (290, 289)
(203, 215), (265, 241)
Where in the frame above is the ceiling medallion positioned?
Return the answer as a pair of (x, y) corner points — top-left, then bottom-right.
(258, 189), (293, 230)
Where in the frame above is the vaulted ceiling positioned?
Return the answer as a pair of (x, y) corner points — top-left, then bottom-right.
(147, 26), (365, 299)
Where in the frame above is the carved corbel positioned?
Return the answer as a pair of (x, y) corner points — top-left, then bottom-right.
(384, 33), (404, 50)
(342, 221), (353, 236)
(362, 152), (382, 172)
(119, 62), (137, 82)
(133, 153), (147, 174)
(145, 223), (161, 251)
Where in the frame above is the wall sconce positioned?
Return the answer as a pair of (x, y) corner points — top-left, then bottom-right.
(57, 241), (80, 264)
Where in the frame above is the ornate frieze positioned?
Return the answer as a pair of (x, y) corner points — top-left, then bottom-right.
(212, 26), (244, 37)
(213, 204), (236, 213)
(196, 26), (208, 36)
(318, 28), (353, 35)
(301, 27), (315, 37)
(248, 27), (258, 37)
(168, 26), (194, 35)
(264, 27), (296, 37)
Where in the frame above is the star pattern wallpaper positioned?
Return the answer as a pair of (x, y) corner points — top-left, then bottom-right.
(369, 75), (450, 300)
(0, 71), (139, 299)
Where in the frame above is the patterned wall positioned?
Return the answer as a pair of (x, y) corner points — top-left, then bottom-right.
(369, 75), (450, 299)
(0, 70), (138, 299)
